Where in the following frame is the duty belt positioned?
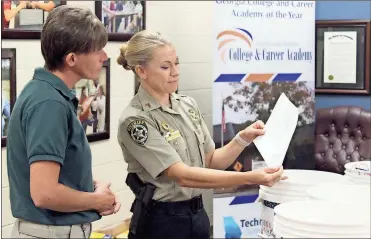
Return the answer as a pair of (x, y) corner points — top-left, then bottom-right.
(152, 195), (204, 214)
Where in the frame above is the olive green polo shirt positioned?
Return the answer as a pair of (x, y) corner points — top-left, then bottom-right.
(117, 86), (215, 202)
(6, 67), (100, 225)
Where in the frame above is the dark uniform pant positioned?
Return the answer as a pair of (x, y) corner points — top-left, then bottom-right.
(129, 195), (210, 239)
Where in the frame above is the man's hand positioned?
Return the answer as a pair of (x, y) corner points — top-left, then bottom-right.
(240, 120), (265, 143)
(99, 194), (121, 216)
(93, 182), (116, 214)
(93, 181), (121, 216)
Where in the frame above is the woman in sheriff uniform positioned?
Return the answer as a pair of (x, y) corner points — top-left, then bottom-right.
(117, 30), (286, 239)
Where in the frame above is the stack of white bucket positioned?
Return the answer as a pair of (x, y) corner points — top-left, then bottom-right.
(268, 161), (371, 238)
(258, 169), (344, 238)
(343, 161), (371, 185)
(273, 199), (370, 238)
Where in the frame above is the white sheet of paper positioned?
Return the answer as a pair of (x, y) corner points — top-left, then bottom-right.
(253, 93), (298, 168)
(323, 31), (357, 84)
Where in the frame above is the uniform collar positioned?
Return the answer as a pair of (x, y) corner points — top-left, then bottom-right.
(168, 92), (181, 114)
(137, 86), (181, 114)
(170, 92), (180, 101)
(138, 86), (161, 112)
(32, 67), (75, 101)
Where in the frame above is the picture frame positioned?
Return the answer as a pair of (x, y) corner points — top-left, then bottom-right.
(95, 1), (146, 41)
(1, 48), (17, 147)
(315, 20), (370, 95)
(74, 59), (111, 143)
(1, 1), (67, 39)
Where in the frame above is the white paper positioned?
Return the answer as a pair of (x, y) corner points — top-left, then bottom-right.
(253, 93), (298, 167)
(252, 160), (268, 171)
(323, 31), (357, 84)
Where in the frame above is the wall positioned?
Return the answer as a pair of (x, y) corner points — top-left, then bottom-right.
(1, 1), (214, 236)
(315, 1), (371, 111)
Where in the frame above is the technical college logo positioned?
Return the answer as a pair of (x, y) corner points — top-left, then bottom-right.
(217, 28), (254, 63)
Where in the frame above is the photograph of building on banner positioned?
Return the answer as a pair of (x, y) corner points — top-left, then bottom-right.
(213, 80), (315, 194)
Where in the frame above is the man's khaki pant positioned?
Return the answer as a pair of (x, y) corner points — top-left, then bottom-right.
(11, 219), (92, 238)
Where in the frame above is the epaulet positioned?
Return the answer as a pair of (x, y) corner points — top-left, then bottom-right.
(119, 96), (144, 121)
(130, 102), (142, 110)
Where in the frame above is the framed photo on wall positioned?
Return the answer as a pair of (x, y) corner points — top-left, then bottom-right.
(95, 1), (146, 41)
(1, 48), (17, 147)
(315, 20), (370, 95)
(1, 1), (67, 39)
(74, 59), (111, 142)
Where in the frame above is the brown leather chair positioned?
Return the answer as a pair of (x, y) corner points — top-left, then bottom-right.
(314, 106), (371, 174)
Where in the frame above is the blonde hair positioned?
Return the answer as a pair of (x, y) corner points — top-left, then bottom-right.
(117, 30), (171, 71)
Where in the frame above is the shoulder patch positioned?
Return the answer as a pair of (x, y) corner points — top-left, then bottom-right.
(127, 119), (148, 146)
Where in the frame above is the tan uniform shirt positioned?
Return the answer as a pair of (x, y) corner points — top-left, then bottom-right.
(117, 86), (215, 202)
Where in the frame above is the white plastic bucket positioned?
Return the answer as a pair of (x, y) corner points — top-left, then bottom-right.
(344, 161), (371, 185)
(345, 161), (370, 173)
(306, 183), (371, 205)
(274, 219), (369, 238)
(273, 200), (371, 238)
(257, 169), (344, 238)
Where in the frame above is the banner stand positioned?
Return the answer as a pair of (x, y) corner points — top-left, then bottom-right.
(212, 1), (316, 238)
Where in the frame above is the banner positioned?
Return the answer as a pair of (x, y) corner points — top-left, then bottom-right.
(212, 0), (316, 175)
(213, 195), (262, 238)
(212, 1), (315, 237)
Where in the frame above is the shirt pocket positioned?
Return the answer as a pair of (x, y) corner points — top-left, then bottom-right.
(168, 136), (189, 164)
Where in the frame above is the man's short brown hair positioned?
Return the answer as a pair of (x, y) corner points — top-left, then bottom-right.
(41, 5), (107, 71)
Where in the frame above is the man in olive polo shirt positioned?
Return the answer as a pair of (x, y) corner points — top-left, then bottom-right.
(6, 5), (120, 238)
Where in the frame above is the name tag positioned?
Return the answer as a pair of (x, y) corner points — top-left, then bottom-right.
(165, 130), (181, 142)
